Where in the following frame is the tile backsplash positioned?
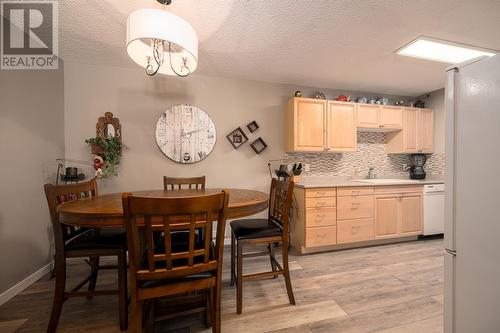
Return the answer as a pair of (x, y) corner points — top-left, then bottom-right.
(284, 132), (444, 177)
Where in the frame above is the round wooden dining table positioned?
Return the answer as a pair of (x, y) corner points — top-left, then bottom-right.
(58, 188), (269, 227)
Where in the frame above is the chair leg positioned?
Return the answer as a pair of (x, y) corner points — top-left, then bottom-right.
(49, 254), (56, 280)
(282, 242), (295, 305)
(47, 256), (66, 333)
(268, 243), (278, 279)
(87, 256), (99, 299)
(236, 241), (243, 314)
(230, 232), (236, 286)
(129, 297), (142, 333)
(210, 287), (216, 330)
(213, 281), (222, 333)
(205, 288), (212, 328)
(118, 252), (128, 331)
(145, 300), (155, 333)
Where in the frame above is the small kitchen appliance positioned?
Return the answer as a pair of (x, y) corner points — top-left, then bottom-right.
(409, 153), (426, 179)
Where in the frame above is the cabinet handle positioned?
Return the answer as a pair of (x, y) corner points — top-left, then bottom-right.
(315, 214), (326, 218)
(352, 202), (361, 206)
(316, 192), (326, 195)
(316, 202), (327, 206)
(316, 234), (326, 239)
(352, 226), (360, 234)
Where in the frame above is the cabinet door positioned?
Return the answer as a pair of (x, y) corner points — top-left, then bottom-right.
(327, 101), (357, 151)
(375, 195), (399, 238)
(356, 104), (380, 128)
(380, 106), (402, 129)
(418, 108), (434, 153)
(402, 108), (418, 153)
(400, 194), (422, 235)
(294, 99), (325, 151)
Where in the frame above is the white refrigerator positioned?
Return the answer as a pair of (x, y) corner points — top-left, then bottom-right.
(444, 54), (500, 333)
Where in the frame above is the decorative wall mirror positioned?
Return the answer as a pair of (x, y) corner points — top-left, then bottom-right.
(155, 104), (217, 164)
(97, 112), (121, 142)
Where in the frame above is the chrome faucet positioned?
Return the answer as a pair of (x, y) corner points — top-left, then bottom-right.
(368, 167), (376, 179)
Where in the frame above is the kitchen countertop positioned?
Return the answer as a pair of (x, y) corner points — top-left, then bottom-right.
(294, 176), (444, 188)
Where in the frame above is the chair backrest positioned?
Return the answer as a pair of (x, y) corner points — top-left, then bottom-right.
(44, 179), (98, 251)
(268, 178), (295, 235)
(163, 176), (206, 190)
(122, 190), (229, 284)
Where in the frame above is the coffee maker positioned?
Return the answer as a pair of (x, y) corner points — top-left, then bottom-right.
(409, 154), (427, 179)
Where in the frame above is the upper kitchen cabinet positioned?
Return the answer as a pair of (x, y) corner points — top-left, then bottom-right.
(357, 104), (379, 128)
(285, 97), (326, 152)
(357, 104), (402, 131)
(326, 101), (357, 152)
(285, 98), (357, 152)
(418, 108), (434, 152)
(386, 107), (434, 154)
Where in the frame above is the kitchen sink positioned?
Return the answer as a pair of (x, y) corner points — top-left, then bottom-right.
(352, 179), (421, 184)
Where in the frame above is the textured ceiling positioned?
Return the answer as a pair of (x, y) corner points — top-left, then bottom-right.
(59, 0), (500, 96)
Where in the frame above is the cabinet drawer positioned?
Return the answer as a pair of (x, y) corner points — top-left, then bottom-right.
(306, 226), (337, 247)
(337, 219), (374, 244)
(305, 188), (336, 198)
(337, 187), (374, 196)
(306, 196), (336, 208)
(337, 195), (374, 220)
(374, 185), (423, 195)
(306, 208), (336, 227)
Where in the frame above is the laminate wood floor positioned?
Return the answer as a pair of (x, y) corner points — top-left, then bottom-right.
(0, 239), (444, 333)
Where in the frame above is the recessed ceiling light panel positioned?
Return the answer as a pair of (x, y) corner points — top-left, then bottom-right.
(396, 37), (496, 64)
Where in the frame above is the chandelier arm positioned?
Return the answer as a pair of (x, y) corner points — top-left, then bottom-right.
(145, 40), (163, 76)
(168, 42), (191, 77)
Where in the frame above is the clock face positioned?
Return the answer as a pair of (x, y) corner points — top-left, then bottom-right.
(155, 104), (217, 164)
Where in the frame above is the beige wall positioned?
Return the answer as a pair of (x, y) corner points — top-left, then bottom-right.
(425, 88), (445, 154)
(64, 62), (411, 195)
(0, 68), (65, 295)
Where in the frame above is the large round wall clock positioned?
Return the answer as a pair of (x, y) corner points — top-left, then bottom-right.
(155, 104), (217, 164)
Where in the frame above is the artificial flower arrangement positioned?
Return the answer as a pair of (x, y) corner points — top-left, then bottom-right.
(84, 136), (121, 178)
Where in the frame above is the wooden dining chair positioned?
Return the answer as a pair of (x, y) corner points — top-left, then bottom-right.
(163, 176), (206, 190)
(44, 179), (128, 332)
(122, 190), (229, 333)
(230, 178), (295, 314)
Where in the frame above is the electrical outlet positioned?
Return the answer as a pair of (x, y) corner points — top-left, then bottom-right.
(304, 164), (310, 172)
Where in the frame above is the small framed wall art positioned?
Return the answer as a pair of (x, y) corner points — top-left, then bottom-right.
(250, 137), (268, 154)
(246, 120), (259, 133)
(226, 127), (248, 149)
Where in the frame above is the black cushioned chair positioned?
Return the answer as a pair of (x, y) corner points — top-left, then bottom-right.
(230, 178), (295, 314)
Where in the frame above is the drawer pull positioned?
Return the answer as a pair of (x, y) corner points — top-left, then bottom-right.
(316, 202), (327, 206)
(314, 214), (326, 219)
(351, 226), (360, 234)
(315, 234), (326, 239)
(351, 202), (361, 206)
(315, 192), (326, 195)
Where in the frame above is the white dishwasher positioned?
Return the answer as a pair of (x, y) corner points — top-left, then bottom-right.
(423, 183), (445, 235)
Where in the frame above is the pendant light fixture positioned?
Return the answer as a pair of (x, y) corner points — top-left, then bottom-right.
(126, 0), (198, 77)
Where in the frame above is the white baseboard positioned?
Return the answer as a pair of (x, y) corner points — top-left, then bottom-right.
(0, 262), (53, 306)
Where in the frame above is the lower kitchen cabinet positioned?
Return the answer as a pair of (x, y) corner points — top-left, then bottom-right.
(375, 188), (423, 239)
(306, 226), (337, 247)
(291, 185), (423, 254)
(400, 195), (423, 235)
(374, 195), (399, 238)
(337, 218), (374, 244)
